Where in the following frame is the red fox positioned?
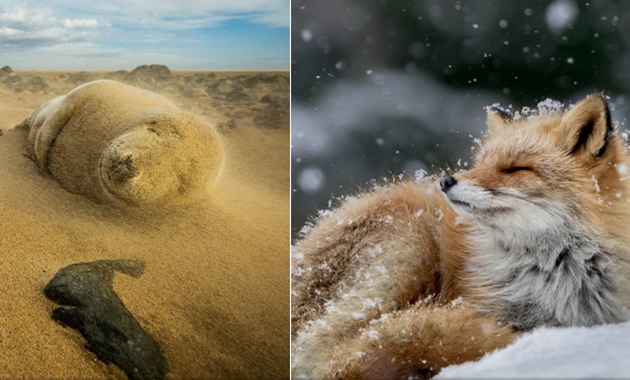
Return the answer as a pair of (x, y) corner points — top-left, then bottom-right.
(291, 94), (630, 379)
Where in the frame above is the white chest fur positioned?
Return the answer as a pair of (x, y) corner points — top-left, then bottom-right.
(468, 225), (627, 329)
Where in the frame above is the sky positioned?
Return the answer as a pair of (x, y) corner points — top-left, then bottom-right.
(0, 0), (289, 70)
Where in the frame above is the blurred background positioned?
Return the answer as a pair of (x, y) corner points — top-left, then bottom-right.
(291, 0), (630, 234)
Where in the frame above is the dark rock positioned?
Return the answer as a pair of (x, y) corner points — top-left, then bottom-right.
(124, 65), (175, 88)
(0, 129), (3, 136)
(5, 74), (51, 92)
(253, 98), (290, 129)
(3, 74), (22, 84)
(185, 73), (216, 85)
(250, 74), (290, 88)
(225, 87), (258, 102)
(243, 73), (288, 89)
(218, 118), (251, 132)
(179, 85), (208, 98)
(130, 64), (171, 77)
(104, 70), (129, 81)
(231, 111), (249, 119)
(242, 76), (261, 89)
(0, 66), (12, 76)
(26, 76), (49, 93)
(206, 79), (239, 95)
(44, 260), (169, 380)
(62, 71), (99, 85)
(3, 74), (25, 91)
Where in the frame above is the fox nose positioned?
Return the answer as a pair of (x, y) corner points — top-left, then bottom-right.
(439, 175), (458, 193)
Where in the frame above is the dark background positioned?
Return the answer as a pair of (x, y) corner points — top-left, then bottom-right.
(291, 0), (630, 234)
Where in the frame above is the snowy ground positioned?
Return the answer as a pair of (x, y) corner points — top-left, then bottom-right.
(436, 321), (630, 379)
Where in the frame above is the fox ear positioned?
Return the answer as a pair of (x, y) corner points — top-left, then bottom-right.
(559, 94), (612, 162)
(486, 106), (510, 135)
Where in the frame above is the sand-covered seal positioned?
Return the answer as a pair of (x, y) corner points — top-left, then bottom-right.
(19, 80), (224, 207)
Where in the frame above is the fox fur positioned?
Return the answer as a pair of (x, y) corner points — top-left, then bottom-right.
(291, 94), (630, 379)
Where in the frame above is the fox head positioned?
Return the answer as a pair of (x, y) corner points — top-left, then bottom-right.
(440, 94), (630, 237)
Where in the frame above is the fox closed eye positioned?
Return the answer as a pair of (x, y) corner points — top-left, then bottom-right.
(503, 166), (532, 174)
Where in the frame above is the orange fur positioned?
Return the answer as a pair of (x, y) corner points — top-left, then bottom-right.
(292, 95), (630, 379)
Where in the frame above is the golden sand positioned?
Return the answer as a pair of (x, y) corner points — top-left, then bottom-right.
(0, 71), (289, 379)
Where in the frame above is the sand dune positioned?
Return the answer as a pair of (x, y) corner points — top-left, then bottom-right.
(0, 67), (289, 379)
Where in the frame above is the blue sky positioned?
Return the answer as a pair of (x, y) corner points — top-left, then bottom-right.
(0, 0), (289, 70)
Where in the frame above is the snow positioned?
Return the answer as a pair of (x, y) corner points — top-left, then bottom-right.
(537, 98), (564, 115)
(414, 169), (428, 182)
(297, 166), (326, 193)
(299, 222), (313, 235)
(591, 174), (601, 193)
(368, 329), (379, 340)
(436, 321), (630, 379)
(301, 29), (313, 42)
(435, 209), (444, 221)
(545, 0), (579, 34)
(450, 297), (463, 306)
(591, 174), (604, 204)
(291, 250), (304, 261)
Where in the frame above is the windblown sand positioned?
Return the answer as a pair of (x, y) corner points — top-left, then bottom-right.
(0, 70), (289, 379)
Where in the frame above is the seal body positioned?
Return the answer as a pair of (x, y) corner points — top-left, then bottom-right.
(22, 80), (224, 207)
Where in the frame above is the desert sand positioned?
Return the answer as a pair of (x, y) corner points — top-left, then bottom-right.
(0, 66), (289, 379)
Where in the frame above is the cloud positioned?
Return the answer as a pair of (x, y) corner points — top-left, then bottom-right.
(0, 7), (57, 30)
(0, 7), (107, 49)
(63, 19), (109, 29)
(0, 1), (287, 48)
(101, 0), (290, 28)
(1, 0), (289, 30)
(0, 0), (289, 69)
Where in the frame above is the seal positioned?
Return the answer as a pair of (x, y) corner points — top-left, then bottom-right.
(19, 80), (225, 207)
